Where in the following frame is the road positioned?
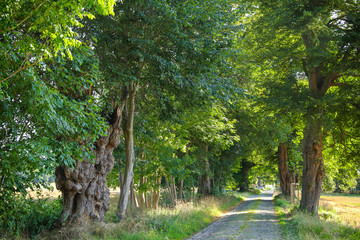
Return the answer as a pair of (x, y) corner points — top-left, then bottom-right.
(189, 190), (281, 240)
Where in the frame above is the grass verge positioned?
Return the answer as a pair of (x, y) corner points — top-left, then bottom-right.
(274, 194), (360, 240)
(53, 191), (253, 240)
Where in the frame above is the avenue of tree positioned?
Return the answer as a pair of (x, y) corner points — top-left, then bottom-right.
(0, 0), (359, 233)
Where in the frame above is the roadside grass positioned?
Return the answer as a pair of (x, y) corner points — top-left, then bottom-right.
(50, 191), (254, 240)
(274, 194), (360, 240)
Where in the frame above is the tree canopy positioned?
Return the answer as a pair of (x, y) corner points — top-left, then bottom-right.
(1, 0), (360, 236)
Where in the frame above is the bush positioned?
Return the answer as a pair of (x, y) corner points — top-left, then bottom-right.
(0, 197), (62, 238)
(274, 195), (291, 208)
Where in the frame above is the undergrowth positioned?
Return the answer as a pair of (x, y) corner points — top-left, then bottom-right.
(0, 197), (62, 239)
(274, 194), (360, 240)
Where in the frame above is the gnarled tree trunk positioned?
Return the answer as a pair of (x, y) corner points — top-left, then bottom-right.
(55, 103), (126, 224)
(278, 143), (293, 196)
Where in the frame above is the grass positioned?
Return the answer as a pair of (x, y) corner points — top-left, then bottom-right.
(49, 191), (253, 240)
(320, 193), (360, 227)
(274, 193), (360, 240)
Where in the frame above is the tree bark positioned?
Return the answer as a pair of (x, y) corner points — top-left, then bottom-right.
(198, 144), (212, 195)
(170, 176), (177, 206)
(278, 143), (293, 196)
(116, 82), (137, 220)
(300, 118), (325, 215)
(238, 159), (255, 192)
(138, 176), (146, 208)
(165, 176), (175, 207)
(55, 102), (126, 224)
(152, 175), (161, 209)
(178, 179), (183, 201)
(129, 179), (137, 208)
(299, 66), (328, 215)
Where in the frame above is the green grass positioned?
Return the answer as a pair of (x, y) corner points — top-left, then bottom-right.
(274, 194), (360, 240)
(60, 191), (254, 240)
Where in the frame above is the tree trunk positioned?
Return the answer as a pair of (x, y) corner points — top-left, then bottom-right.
(165, 176), (175, 207)
(55, 103), (126, 224)
(170, 176), (177, 206)
(138, 176), (146, 208)
(152, 175), (161, 209)
(116, 82), (137, 220)
(178, 179), (183, 201)
(133, 192), (139, 208)
(300, 118), (325, 215)
(238, 159), (255, 192)
(198, 144), (212, 195)
(299, 66), (329, 215)
(129, 179), (137, 208)
(119, 165), (124, 196)
(278, 143), (293, 196)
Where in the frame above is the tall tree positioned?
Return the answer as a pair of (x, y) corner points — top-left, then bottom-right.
(244, 0), (360, 215)
(87, 0), (241, 218)
(0, 0), (118, 226)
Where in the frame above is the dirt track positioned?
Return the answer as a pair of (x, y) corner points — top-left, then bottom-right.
(189, 190), (281, 240)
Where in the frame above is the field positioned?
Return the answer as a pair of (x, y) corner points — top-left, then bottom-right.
(275, 193), (360, 240)
(320, 193), (360, 228)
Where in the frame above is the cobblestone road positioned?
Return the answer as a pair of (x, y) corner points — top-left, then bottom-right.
(189, 190), (281, 240)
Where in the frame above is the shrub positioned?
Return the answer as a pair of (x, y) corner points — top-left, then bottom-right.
(0, 197), (62, 238)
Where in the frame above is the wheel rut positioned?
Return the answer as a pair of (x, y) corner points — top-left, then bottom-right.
(188, 190), (281, 240)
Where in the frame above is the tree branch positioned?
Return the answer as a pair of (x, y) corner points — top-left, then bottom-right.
(0, 59), (41, 84)
(330, 82), (347, 87)
(2, 0), (49, 33)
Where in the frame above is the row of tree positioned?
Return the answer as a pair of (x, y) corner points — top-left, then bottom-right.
(1, 0), (359, 231)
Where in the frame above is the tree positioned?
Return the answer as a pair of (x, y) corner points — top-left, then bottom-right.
(0, 0), (115, 83)
(0, 0), (118, 228)
(84, 0), (241, 219)
(244, 0), (360, 215)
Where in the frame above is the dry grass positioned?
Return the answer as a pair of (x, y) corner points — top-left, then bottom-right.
(26, 184), (121, 200)
(320, 194), (360, 228)
(26, 183), (61, 199)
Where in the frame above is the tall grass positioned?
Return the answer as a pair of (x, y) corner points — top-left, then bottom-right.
(274, 194), (360, 240)
(54, 192), (251, 240)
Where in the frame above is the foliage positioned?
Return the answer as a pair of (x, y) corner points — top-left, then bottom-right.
(0, 0), (115, 67)
(0, 197), (62, 237)
(0, 46), (107, 220)
(94, 0), (244, 199)
(1, 0), (115, 235)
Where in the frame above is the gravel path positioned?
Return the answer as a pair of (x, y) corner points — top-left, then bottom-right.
(189, 190), (281, 240)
